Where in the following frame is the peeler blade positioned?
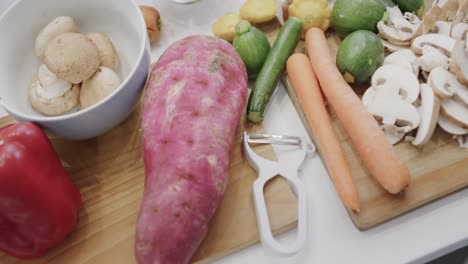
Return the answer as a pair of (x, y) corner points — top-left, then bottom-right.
(245, 133), (302, 146)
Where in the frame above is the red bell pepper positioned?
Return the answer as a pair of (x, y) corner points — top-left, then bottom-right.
(0, 122), (81, 259)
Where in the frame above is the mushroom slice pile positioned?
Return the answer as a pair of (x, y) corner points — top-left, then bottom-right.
(437, 115), (468, 135)
(378, 6), (421, 46)
(428, 66), (468, 129)
(411, 33), (456, 56)
(407, 83), (440, 146)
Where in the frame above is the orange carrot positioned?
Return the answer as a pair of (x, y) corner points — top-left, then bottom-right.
(287, 53), (360, 211)
(305, 28), (410, 194)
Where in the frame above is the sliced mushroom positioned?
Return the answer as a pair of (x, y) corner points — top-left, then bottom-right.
(29, 75), (80, 116)
(86, 32), (119, 70)
(451, 22), (468, 40)
(381, 39), (410, 52)
(414, 45), (450, 74)
(433, 21), (452, 36)
(378, 7), (420, 45)
(381, 123), (407, 145)
(438, 114), (468, 135)
(408, 83), (441, 146)
(449, 39), (468, 85)
(371, 64), (420, 103)
(44, 32), (100, 84)
(80, 66), (121, 109)
(383, 49), (419, 75)
(428, 66), (468, 102)
(411, 33), (456, 56)
(365, 81), (420, 133)
(35, 16), (79, 61)
(440, 98), (468, 128)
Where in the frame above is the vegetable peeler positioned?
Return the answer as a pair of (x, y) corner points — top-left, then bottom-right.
(243, 132), (315, 257)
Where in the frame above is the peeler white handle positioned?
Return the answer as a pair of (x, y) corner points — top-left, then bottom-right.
(252, 169), (307, 258)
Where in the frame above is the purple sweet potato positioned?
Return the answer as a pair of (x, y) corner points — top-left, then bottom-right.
(135, 35), (248, 264)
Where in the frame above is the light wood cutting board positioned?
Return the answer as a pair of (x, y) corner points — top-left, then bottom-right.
(0, 101), (298, 264)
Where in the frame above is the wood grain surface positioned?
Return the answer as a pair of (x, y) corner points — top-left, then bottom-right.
(0, 101), (298, 264)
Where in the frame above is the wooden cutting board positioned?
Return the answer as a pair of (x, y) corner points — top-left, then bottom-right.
(283, 77), (468, 230)
(0, 102), (298, 264)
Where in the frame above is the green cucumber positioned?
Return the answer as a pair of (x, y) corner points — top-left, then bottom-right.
(393, 0), (424, 15)
(331, 0), (385, 39)
(336, 30), (384, 85)
(233, 20), (271, 79)
(247, 17), (302, 123)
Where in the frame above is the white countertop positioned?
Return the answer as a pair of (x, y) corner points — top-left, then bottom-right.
(1, 1), (467, 263)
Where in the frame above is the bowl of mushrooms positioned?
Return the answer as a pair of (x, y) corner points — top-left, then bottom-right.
(0, 0), (150, 140)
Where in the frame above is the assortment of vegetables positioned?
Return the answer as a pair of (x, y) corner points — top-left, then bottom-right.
(1, 0), (467, 261)
(306, 28), (410, 194)
(136, 36), (247, 264)
(0, 123), (81, 258)
(30, 17), (121, 116)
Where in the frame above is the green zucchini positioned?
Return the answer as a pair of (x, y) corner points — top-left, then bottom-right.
(247, 17), (302, 123)
(233, 20), (271, 79)
(336, 30), (384, 85)
(393, 0), (424, 15)
(331, 0), (385, 39)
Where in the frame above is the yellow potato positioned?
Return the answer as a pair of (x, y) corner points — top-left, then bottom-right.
(240, 0), (276, 23)
(212, 13), (242, 42)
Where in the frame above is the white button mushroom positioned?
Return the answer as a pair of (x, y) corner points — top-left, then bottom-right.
(36, 64), (72, 99)
(411, 33), (456, 56)
(44, 32), (101, 84)
(414, 45), (450, 75)
(407, 83), (440, 146)
(433, 21), (452, 37)
(440, 98), (468, 129)
(365, 81), (421, 134)
(86, 32), (119, 70)
(29, 74), (80, 116)
(428, 66), (468, 101)
(377, 7), (421, 46)
(437, 115), (468, 135)
(371, 64), (420, 103)
(80, 66), (121, 109)
(449, 39), (468, 86)
(383, 49), (419, 75)
(35, 16), (79, 61)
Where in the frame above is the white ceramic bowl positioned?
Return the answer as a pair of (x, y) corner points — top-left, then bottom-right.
(0, 0), (150, 140)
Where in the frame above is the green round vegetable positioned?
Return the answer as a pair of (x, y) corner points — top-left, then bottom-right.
(378, 0), (396, 8)
(233, 20), (271, 79)
(336, 30), (384, 85)
(393, 0), (424, 15)
(331, 0), (385, 39)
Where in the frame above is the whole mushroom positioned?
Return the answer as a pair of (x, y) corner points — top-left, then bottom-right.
(87, 32), (119, 70)
(35, 16), (79, 60)
(29, 65), (80, 116)
(80, 66), (121, 109)
(44, 32), (101, 84)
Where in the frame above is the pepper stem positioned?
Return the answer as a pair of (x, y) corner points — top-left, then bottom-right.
(236, 20), (252, 35)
